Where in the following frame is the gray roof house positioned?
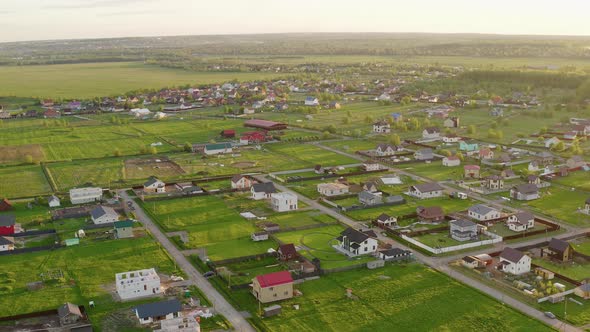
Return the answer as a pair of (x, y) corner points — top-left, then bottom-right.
(467, 204), (500, 221)
(90, 206), (119, 225)
(408, 182), (444, 199)
(0, 214), (16, 227)
(358, 190), (383, 206)
(414, 148), (434, 161)
(134, 298), (181, 324)
(251, 182), (277, 200)
(58, 302), (83, 326)
(450, 219), (478, 242)
(510, 184), (540, 201)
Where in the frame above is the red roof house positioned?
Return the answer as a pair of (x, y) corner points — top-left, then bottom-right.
(0, 199), (13, 212)
(220, 129), (236, 138)
(277, 243), (297, 261)
(240, 131), (267, 144)
(0, 215), (15, 236)
(255, 271), (293, 288)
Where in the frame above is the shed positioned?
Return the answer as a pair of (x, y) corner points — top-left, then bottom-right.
(263, 305), (282, 317)
(65, 238), (80, 246)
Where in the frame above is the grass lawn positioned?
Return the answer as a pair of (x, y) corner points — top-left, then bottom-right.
(572, 237), (590, 256)
(412, 232), (493, 249)
(264, 211), (338, 229)
(0, 165), (52, 198)
(486, 222), (551, 238)
(345, 195), (475, 222)
(552, 171), (590, 191)
(219, 256), (286, 285)
(266, 143), (358, 167)
(533, 258), (590, 282)
(0, 236), (180, 330)
(525, 187), (590, 226)
(0, 202), (53, 230)
(0, 62), (281, 99)
(273, 225), (374, 269)
(320, 139), (380, 153)
(401, 161), (468, 181)
(228, 263), (552, 332)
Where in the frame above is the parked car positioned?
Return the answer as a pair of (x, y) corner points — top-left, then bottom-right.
(203, 271), (216, 279)
(544, 312), (556, 319)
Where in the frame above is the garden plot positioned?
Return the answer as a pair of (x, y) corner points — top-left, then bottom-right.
(0, 165), (52, 198)
(124, 157), (185, 179)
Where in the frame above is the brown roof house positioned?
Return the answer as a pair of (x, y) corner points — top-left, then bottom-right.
(416, 206), (445, 222)
(0, 198), (13, 212)
(58, 303), (83, 326)
(543, 238), (574, 262)
(277, 243), (297, 261)
(510, 184), (540, 201)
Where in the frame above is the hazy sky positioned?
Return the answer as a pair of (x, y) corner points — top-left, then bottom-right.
(1, 0), (589, 42)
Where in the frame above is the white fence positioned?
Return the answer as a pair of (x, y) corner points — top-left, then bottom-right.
(537, 289), (575, 303)
(401, 230), (503, 255)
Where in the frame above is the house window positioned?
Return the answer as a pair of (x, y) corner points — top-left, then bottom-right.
(284, 291), (289, 295)
(364, 247), (368, 252)
(269, 287), (274, 291)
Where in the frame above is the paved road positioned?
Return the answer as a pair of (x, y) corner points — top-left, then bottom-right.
(276, 143), (583, 331)
(119, 191), (255, 332)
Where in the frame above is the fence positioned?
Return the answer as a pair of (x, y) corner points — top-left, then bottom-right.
(12, 229), (56, 237)
(284, 169), (387, 183)
(400, 230), (502, 255)
(0, 244), (64, 256)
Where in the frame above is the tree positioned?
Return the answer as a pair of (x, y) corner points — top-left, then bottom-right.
(149, 146), (157, 154)
(183, 142), (193, 152)
(389, 133), (401, 146)
(467, 125), (476, 135)
(456, 152), (465, 161)
(364, 115), (374, 124)
(400, 96), (411, 106)
(113, 149), (122, 157)
(322, 131), (331, 139)
(439, 149), (451, 157)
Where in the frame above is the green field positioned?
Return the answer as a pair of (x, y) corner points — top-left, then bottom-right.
(0, 165), (52, 198)
(266, 143), (359, 167)
(229, 263), (552, 332)
(0, 236), (179, 330)
(524, 187), (590, 226)
(0, 62), (281, 98)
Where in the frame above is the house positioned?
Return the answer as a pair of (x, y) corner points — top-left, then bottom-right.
(336, 227), (378, 256)
(479, 148), (494, 160)
(317, 183), (349, 197)
(575, 284), (590, 300)
(231, 175), (253, 190)
(536, 151), (554, 166)
(251, 271), (293, 303)
(442, 156), (461, 167)
(376, 213), (397, 227)
(459, 141), (479, 153)
(375, 144), (399, 156)
(270, 192), (298, 212)
(510, 184), (540, 201)
(261, 222), (280, 233)
(362, 182), (379, 193)
(544, 137), (561, 149)
(498, 153), (511, 164)
(567, 155), (586, 169)
(114, 220), (134, 239)
(484, 175), (504, 190)
(378, 248), (413, 261)
(461, 256), (480, 269)
(204, 142), (233, 155)
(0, 215), (16, 235)
(304, 96), (319, 106)
(240, 131), (267, 145)
(507, 212), (535, 232)
(0, 236), (15, 251)
(329, 101), (341, 109)
(544, 238), (574, 262)
(362, 163), (381, 171)
(498, 247), (531, 275)
(134, 299), (181, 325)
(464, 165), (480, 178)
(175, 183), (203, 195)
(58, 303), (83, 326)
(48, 195), (61, 208)
(416, 206), (445, 222)
(414, 148), (434, 161)
(0, 198), (13, 211)
(408, 183), (444, 199)
(372, 120), (391, 134)
(468, 204), (500, 221)
(584, 197), (590, 214)
(443, 117), (460, 128)
(220, 129), (236, 138)
(528, 160), (540, 172)
(129, 108), (151, 118)
(358, 191), (383, 206)
(313, 164), (323, 174)
(277, 243), (297, 261)
(422, 127), (441, 139)
(115, 268), (161, 300)
(251, 231), (269, 242)
(527, 175), (541, 185)
(442, 134), (462, 143)
(43, 108), (60, 118)
(501, 169), (516, 178)
(450, 219), (478, 242)
(69, 187), (103, 204)
(564, 131), (577, 140)
(144, 177), (166, 193)
(489, 108), (504, 117)
(90, 206), (119, 224)
(251, 182), (277, 200)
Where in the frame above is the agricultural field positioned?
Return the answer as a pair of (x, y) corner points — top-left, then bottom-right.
(0, 237), (180, 329)
(0, 164), (52, 198)
(0, 202), (53, 230)
(229, 263), (552, 332)
(46, 158), (126, 191)
(266, 143), (359, 167)
(320, 139), (384, 153)
(273, 225), (374, 269)
(0, 62), (281, 99)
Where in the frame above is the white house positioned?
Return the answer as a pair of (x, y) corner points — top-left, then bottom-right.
(251, 231), (269, 242)
(376, 213), (397, 227)
(498, 248), (531, 275)
(442, 156), (461, 167)
(544, 137), (561, 149)
(422, 127), (441, 139)
(129, 108), (151, 118)
(0, 236), (15, 252)
(251, 182), (277, 200)
(510, 184), (540, 201)
(362, 163), (381, 171)
(408, 183), (444, 199)
(378, 248), (412, 261)
(48, 195), (61, 208)
(116, 268), (161, 300)
(231, 175), (253, 190)
(336, 228), (378, 257)
(90, 205), (119, 224)
(372, 121), (391, 134)
(69, 187), (103, 205)
(442, 134), (462, 143)
(270, 192), (298, 212)
(144, 177), (166, 193)
(375, 144), (399, 156)
(317, 183), (349, 197)
(467, 204), (501, 221)
(304, 96), (319, 106)
(134, 299), (181, 325)
(507, 211), (535, 232)
(204, 143), (233, 155)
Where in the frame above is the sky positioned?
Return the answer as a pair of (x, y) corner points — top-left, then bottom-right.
(1, 0), (589, 42)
